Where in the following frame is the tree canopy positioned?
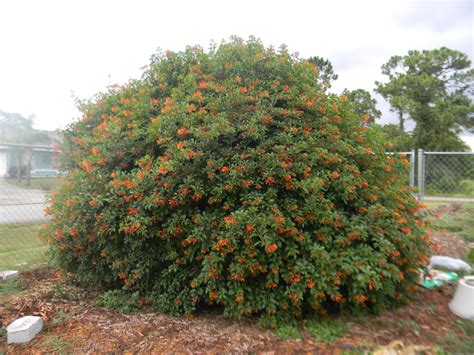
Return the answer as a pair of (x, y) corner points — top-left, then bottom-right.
(375, 47), (473, 151)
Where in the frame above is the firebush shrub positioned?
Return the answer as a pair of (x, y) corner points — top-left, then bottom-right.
(41, 37), (430, 325)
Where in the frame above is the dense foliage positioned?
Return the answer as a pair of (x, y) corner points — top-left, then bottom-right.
(375, 47), (473, 151)
(41, 37), (430, 325)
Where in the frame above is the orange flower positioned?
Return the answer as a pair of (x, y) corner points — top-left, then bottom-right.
(385, 165), (392, 172)
(198, 81), (210, 89)
(137, 171), (145, 179)
(400, 226), (412, 235)
(128, 207), (139, 215)
(331, 171), (340, 179)
(266, 244), (278, 253)
(235, 76), (242, 83)
(332, 294), (344, 303)
(245, 224), (255, 233)
(364, 147), (373, 154)
(168, 199), (180, 206)
(194, 90), (204, 102)
(224, 216), (236, 224)
(274, 216), (285, 223)
(235, 295), (244, 303)
(240, 86), (248, 94)
(209, 290), (218, 301)
(356, 294), (369, 303)
(305, 100), (313, 108)
(242, 180), (252, 188)
(176, 141), (186, 149)
(80, 159), (92, 174)
(177, 128), (189, 136)
(191, 193), (202, 201)
(265, 177), (276, 185)
(150, 99), (160, 105)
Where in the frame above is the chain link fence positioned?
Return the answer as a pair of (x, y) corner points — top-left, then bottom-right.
(418, 151), (474, 201)
(0, 143), (62, 271)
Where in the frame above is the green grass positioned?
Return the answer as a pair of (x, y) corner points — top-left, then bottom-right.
(5, 177), (63, 192)
(0, 277), (27, 296)
(274, 324), (301, 340)
(304, 319), (348, 343)
(427, 203), (474, 243)
(39, 334), (70, 352)
(0, 223), (48, 270)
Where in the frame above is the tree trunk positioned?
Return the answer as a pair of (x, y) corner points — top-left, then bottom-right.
(398, 111), (405, 132)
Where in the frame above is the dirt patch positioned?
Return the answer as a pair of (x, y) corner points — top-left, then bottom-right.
(1, 266), (471, 353)
(430, 230), (470, 259)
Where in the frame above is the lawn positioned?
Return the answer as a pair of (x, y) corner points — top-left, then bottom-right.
(425, 202), (474, 243)
(5, 177), (63, 192)
(0, 223), (48, 270)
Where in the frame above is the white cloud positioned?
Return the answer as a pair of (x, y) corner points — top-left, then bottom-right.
(0, 0), (472, 134)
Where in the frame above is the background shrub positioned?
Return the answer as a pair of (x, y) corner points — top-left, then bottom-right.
(41, 37), (430, 325)
(8, 165), (28, 178)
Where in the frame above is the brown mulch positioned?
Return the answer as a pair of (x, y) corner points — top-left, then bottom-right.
(1, 270), (466, 353)
(1, 204), (471, 353)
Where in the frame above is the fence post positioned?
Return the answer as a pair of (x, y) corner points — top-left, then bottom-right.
(409, 149), (415, 189)
(417, 149), (425, 201)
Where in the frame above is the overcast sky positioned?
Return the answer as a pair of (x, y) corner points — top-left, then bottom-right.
(0, 0), (472, 145)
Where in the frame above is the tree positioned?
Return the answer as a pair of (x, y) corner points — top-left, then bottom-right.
(377, 124), (413, 152)
(0, 111), (53, 185)
(375, 47), (474, 151)
(307, 56), (338, 87)
(42, 38), (429, 325)
(342, 89), (382, 125)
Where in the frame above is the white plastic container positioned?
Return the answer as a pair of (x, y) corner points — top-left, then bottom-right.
(449, 275), (474, 320)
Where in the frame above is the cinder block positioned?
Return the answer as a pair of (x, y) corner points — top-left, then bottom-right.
(0, 270), (19, 281)
(7, 316), (43, 344)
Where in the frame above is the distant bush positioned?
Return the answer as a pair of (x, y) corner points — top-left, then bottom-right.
(459, 179), (474, 195)
(41, 37), (430, 325)
(7, 165), (28, 178)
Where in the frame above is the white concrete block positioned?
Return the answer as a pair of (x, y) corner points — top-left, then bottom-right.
(0, 270), (19, 281)
(7, 316), (43, 344)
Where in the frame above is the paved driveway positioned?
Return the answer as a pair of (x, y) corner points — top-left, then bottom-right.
(0, 179), (48, 224)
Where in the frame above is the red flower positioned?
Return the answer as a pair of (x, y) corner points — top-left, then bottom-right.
(330, 171), (340, 179)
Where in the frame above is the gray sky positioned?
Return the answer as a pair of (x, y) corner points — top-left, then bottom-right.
(0, 0), (472, 145)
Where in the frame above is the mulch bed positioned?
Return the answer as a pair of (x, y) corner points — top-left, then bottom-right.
(1, 204), (472, 353)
